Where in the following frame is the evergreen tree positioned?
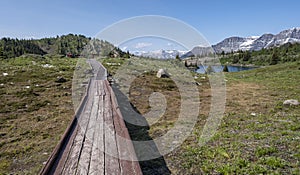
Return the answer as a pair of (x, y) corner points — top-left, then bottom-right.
(221, 50), (225, 57)
(270, 51), (280, 65)
(124, 51), (130, 58)
(243, 51), (251, 61)
(232, 56), (239, 64)
(223, 65), (229, 72)
(0, 47), (3, 59)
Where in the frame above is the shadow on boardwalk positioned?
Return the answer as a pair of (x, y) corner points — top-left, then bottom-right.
(112, 84), (171, 175)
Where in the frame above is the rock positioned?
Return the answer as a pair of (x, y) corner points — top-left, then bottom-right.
(156, 69), (169, 78)
(283, 99), (299, 106)
(195, 82), (202, 86)
(55, 77), (67, 83)
(42, 64), (54, 68)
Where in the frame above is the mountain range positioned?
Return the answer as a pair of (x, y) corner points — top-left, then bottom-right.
(182, 27), (300, 58)
(132, 49), (187, 59)
(1, 27), (299, 59)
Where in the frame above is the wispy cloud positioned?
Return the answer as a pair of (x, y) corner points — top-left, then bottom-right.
(135, 42), (152, 49)
(22, 36), (38, 39)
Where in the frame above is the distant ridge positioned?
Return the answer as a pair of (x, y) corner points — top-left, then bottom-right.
(0, 34), (127, 59)
(182, 27), (300, 58)
(132, 49), (187, 59)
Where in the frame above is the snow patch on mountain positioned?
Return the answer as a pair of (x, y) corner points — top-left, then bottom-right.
(133, 49), (188, 59)
(212, 27), (300, 53)
(239, 36), (260, 50)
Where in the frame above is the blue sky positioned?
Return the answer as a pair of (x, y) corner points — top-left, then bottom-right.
(1, 0), (300, 48)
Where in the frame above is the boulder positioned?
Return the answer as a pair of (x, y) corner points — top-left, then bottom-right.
(283, 99), (299, 106)
(156, 69), (169, 78)
(55, 76), (67, 83)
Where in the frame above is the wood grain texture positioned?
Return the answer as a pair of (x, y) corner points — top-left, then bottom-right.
(41, 60), (141, 175)
(108, 81), (143, 175)
(89, 95), (105, 175)
(61, 80), (95, 174)
(103, 81), (121, 175)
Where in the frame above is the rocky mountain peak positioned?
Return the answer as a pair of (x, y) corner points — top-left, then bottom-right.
(184, 27), (300, 57)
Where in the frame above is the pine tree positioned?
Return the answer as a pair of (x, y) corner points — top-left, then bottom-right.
(124, 51), (130, 58)
(0, 47), (3, 59)
(223, 65), (229, 72)
(243, 51), (251, 61)
(270, 52), (280, 65)
(221, 51), (225, 57)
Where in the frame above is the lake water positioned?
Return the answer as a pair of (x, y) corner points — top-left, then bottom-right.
(196, 65), (257, 74)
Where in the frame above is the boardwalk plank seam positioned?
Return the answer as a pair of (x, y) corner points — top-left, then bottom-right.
(41, 60), (142, 175)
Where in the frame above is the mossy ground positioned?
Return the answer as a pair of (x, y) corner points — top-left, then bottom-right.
(110, 58), (300, 174)
(0, 57), (299, 174)
(0, 56), (76, 174)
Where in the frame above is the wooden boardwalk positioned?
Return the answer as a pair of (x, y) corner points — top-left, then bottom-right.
(40, 60), (142, 175)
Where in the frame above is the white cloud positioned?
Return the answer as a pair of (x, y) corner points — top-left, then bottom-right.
(22, 36), (38, 39)
(135, 42), (152, 49)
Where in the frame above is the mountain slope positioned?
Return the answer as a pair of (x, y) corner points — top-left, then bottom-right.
(133, 49), (187, 59)
(214, 27), (300, 54)
(0, 34), (126, 59)
(183, 27), (300, 57)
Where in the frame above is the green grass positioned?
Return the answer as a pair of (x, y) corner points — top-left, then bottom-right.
(0, 56), (77, 174)
(99, 57), (127, 75)
(163, 61), (300, 174)
(0, 55), (299, 174)
(125, 59), (300, 174)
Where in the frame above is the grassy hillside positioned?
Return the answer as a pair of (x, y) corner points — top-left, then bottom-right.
(0, 34), (128, 59)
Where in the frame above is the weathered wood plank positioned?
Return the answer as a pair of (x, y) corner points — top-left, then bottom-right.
(108, 82), (142, 175)
(103, 83), (121, 175)
(53, 121), (78, 174)
(89, 91), (105, 175)
(100, 81), (106, 96)
(76, 92), (99, 174)
(61, 80), (95, 174)
(42, 77), (141, 174)
(113, 109), (138, 175)
(42, 61), (142, 174)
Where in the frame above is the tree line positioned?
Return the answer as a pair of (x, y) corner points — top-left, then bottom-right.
(0, 34), (128, 59)
(220, 43), (300, 65)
